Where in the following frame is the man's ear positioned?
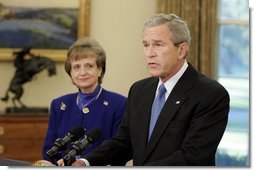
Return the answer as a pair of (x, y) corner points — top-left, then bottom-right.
(178, 42), (189, 59)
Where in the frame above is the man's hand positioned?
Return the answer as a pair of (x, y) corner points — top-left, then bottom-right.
(57, 159), (64, 166)
(72, 159), (86, 166)
(57, 159), (86, 166)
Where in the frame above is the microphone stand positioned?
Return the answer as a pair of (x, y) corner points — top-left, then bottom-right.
(47, 138), (66, 165)
(63, 154), (76, 166)
(63, 140), (84, 166)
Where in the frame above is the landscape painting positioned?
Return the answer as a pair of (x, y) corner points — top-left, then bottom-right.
(0, 0), (90, 62)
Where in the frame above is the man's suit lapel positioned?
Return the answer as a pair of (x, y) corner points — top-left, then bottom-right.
(142, 64), (197, 163)
(135, 78), (158, 160)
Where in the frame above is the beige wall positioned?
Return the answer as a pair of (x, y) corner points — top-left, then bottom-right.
(0, 0), (156, 113)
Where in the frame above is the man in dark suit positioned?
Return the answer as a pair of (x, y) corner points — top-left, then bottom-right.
(58, 13), (229, 166)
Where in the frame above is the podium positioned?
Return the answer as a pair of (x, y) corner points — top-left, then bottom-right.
(0, 158), (31, 166)
(0, 158), (56, 166)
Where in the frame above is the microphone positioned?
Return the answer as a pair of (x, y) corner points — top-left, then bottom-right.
(46, 125), (85, 159)
(63, 127), (102, 166)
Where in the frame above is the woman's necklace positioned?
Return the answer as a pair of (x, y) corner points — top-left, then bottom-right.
(76, 86), (103, 114)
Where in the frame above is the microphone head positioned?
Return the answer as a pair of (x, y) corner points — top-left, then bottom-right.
(86, 128), (102, 143)
(69, 125), (86, 141)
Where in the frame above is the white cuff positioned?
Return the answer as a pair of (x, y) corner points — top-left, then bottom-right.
(79, 158), (90, 166)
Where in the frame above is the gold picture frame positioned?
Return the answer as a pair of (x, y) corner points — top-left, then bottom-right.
(0, 0), (90, 62)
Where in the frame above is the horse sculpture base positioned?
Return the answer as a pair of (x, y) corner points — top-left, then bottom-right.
(5, 107), (49, 114)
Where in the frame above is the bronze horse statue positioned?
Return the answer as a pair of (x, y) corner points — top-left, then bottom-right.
(1, 47), (56, 108)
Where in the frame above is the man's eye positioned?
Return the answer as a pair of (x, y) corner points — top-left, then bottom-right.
(143, 43), (149, 47)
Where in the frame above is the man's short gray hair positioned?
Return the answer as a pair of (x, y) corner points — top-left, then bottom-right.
(144, 13), (191, 46)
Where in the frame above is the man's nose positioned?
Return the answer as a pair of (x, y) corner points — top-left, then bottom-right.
(146, 46), (156, 58)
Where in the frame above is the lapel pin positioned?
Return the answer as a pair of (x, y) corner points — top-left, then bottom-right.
(176, 101), (181, 105)
(103, 101), (108, 106)
(60, 102), (66, 111)
(82, 107), (89, 114)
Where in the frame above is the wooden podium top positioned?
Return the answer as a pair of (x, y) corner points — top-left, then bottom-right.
(0, 158), (31, 166)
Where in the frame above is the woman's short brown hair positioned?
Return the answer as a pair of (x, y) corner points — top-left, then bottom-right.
(65, 37), (106, 84)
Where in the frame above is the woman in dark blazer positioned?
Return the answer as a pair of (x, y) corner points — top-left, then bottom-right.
(42, 37), (127, 163)
(58, 13), (229, 166)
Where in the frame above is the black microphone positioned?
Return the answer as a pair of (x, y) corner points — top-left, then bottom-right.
(46, 125), (85, 159)
(63, 128), (102, 166)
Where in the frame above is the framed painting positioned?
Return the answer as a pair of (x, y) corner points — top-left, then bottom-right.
(0, 0), (90, 62)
